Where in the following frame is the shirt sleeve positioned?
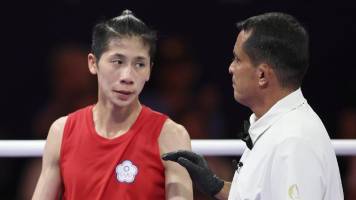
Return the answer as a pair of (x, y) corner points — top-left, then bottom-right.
(270, 138), (325, 200)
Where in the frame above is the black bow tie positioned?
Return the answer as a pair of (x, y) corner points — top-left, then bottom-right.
(240, 120), (253, 150)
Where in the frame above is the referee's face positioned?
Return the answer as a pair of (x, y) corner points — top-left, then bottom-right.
(228, 30), (260, 107)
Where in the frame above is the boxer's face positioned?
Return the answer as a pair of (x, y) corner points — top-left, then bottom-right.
(88, 36), (151, 107)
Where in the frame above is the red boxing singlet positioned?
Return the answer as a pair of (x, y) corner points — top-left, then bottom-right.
(60, 105), (168, 199)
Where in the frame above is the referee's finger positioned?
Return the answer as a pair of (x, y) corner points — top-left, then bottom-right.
(177, 157), (199, 174)
(162, 150), (200, 163)
(161, 151), (180, 162)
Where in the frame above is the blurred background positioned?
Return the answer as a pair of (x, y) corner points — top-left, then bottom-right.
(1, 0), (356, 199)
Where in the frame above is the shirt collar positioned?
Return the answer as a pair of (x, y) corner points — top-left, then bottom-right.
(248, 88), (306, 143)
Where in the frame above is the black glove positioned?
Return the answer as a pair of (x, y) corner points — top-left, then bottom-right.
(162, 150), (224, 197)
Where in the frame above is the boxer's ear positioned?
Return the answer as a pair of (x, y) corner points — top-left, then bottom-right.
(88, 53), (98, 75)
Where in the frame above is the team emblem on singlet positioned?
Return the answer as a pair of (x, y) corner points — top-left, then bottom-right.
(115, 160), (138, 183)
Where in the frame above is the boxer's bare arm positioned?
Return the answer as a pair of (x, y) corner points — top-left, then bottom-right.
(159, 119), (193, 200)
(32, 116), (66, 200)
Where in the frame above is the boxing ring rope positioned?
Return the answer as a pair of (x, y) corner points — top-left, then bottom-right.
(0, 139), (356, 157)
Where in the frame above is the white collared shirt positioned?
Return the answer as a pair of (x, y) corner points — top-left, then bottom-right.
(228, 88), (344, 200)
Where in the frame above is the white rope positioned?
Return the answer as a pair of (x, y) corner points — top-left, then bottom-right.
(0, 139), (355, 157)
(192, 139), (356, 156)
